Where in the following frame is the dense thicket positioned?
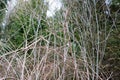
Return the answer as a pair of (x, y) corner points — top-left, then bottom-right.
(0, 0), (119, 79)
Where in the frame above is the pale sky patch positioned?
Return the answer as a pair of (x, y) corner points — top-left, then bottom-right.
(45, 0), (62, 17)
(7, 0), (17, 12)
(6, 0), (62, 18)
(105, 0), (112, 5)
(2, 0), (17, 28)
